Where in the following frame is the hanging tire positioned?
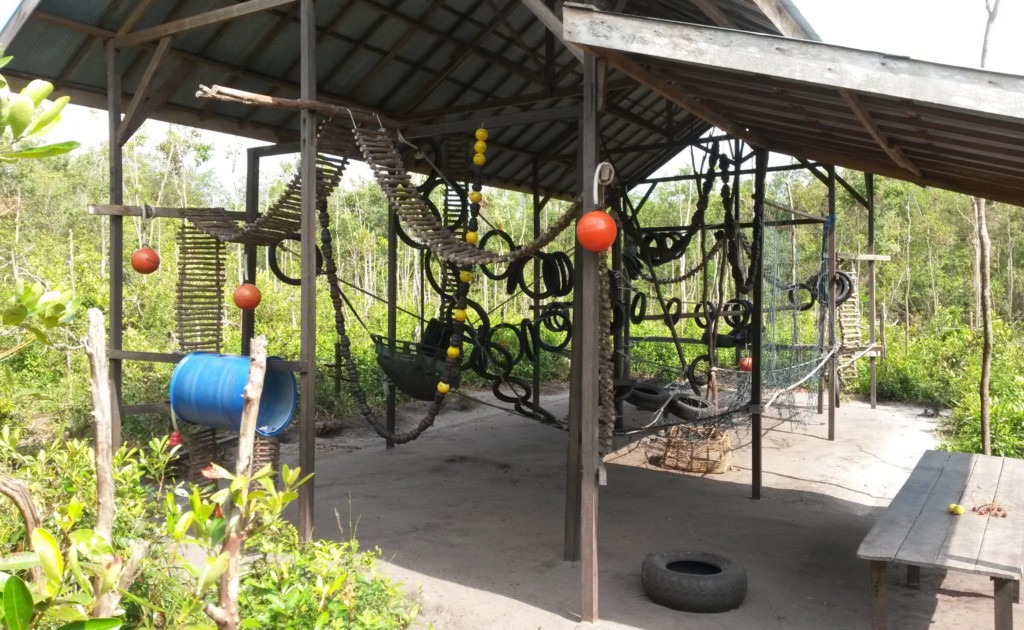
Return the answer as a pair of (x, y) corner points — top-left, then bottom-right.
(625, 383), (671, 411)
(668, 394), (711, 421)
(641, 551), (747, 613)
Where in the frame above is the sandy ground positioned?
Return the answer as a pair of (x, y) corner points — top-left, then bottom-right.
(277, 392), (1021, 629)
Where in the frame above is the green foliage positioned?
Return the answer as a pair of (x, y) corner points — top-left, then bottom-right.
(240, 526), (418, 630)
(0, 55), (79, 162)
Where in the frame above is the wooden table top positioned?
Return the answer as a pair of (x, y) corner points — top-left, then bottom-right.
(857, 449), (1024, 579)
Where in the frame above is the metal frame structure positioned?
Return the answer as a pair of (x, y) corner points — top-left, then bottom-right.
(6, 0), (1024, 623)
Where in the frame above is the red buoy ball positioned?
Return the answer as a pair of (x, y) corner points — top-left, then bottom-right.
(131, 247), (160, 274)
(739, 356), (753, 372)
(233, 283), (262, 310)
(576, 210), (617, 252)
(168, 431), (182, 448)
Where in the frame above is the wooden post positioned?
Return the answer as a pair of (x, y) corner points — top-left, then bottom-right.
(572, 50), (602, 624)
(106, 41), (124, 450)
(866, 173), (878, 408)
(296, 0), (317, 543)
(532, 162), (542, 416)
(84, 310), (115, 544)
(993, 577), (1014, 630)
(241, 148), (259, 355)
(827, 166), (837, 440)
(870, 561), (889, 630)
(750, 147), (768, 500)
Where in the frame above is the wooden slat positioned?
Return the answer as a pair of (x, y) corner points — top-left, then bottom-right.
(113, 0), (298, 48)
(976, 457), (1024, 579)
(894, 453), (977, 567)
(858, 450), (950, 561)
(936, 455), (1003, 572)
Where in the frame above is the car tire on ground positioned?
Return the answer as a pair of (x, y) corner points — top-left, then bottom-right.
(641, 550), (747, 613)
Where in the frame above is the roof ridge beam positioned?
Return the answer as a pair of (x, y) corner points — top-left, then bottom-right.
(838, 88), (923, 178)
(113, 0), (297, 48)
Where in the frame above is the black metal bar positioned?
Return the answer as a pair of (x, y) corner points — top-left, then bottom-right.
(640, 161), (815, 184)
(297, 0), (317, 543)
(532, 162), (542, 418)
(241, 147), (259, 356)
(106, 40), (124, 450)
(385, 178), (398, 450)
(827, 166), (838, 440)
(750, 147), (768, 500)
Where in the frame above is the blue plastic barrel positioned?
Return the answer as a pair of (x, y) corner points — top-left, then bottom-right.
(169, 353), (297, 437)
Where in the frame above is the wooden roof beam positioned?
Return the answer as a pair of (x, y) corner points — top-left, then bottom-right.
(520, 0), (583, 62)
(117, 35), (173, 145)
(749, 0), (815, 39)
(113, 0), (297, 48)
(690, 0), (737, 28)
(838, 88), (923, 178)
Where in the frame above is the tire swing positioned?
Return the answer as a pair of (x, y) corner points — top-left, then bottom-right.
(641, 550), (747, 613)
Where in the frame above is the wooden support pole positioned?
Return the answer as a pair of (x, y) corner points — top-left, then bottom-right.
(117, 35), (173, 145)
(827, 166), (838, 440)
(113, 0), (298, 48)
(532, 162), (542, 417)
(870, 561), (889, 630)
(385, 175), (398, 449)
(750, 147), (768, 500)
(106, 40), (124, 451)
(84, 310), (115, 546)
(575, 50), (602, 625)
(866, 173), (878, 409)
(993, 578), (1015, 630)
(296, 0), (317, 543)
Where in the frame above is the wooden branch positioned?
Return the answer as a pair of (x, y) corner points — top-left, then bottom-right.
(195, 84), (397, 128)
(0, 475), (41, 583)
(92, 541), (151, 618)
(206, 335), (267, 630)
(113, 0), (298, 48)
(83, 309), (115, 545)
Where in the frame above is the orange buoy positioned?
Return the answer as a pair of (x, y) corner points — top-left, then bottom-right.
(232, 283), (262, 310)
(739, 356), (753, 372)
(576, 210), (617, 252)
(131, 247), (160, 274)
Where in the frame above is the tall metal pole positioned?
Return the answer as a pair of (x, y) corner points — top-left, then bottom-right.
(827, 166), (838, 440)
(866, 173), (878, 409)
(106, 41), (123, 450)
(750, 147), (768, 500)
(385, 184), (398, 449)
(241, 148), (259, 355)
(532, 162), (542, 416)
(297, 0), (317, 542)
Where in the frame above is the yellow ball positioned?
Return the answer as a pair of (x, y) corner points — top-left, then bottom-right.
(465, 231), (479, 244)
(459, 270), (473, 283)
(473, 153), (486, 166)
(953, 505), (965, 515)
(474, 140), (488, 154)
(437, 381), (450, 394)
(447, 346), (460, 359)
(475, 128), (488, 141)
(453, 309), (467, 322)
(469, 191), (482, 203)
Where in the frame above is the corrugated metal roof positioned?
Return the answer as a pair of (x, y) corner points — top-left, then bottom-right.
(565, 7), (1024, 207)
(3, 0), (811, 198)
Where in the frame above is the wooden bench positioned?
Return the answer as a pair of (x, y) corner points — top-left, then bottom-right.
(857, 450), (1024, 630)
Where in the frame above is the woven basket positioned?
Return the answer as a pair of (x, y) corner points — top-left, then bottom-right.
(661, 425), (731, 474)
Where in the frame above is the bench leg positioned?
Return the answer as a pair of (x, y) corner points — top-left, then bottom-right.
(993, 578), (1014, 630)
(906, 565), (920, 589)
(871, 561), (889, 630)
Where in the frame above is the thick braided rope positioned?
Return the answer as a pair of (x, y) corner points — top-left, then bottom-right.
(598, 256), (616, 454)
(353, 125), (577, 265)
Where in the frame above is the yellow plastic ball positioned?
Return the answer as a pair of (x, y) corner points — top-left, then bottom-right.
(475, 128), (488, 141)
(465, 231), (479, 244)
(469, 191), (482, 203)
(437, 381), (450, 394)
(447, 346), (460, 359)
(453, 309), (467, 322)
(473, 153), (486, 166)
(459, 270), (473, 283)
(474, 140), (488, 154)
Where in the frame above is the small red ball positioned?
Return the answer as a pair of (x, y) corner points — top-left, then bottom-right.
(233, 283), (262, 310)
(131, 247), (160, 274)
(739, 356), (753, 372)
(576, 210), (617, 252)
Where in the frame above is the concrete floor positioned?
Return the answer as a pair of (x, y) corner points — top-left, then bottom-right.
(283, 394), (1021, 629)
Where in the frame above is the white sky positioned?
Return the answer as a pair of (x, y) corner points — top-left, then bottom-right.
(1, 0), (1022, 186)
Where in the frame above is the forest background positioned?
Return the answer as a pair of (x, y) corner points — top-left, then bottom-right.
(0, 121), (1020, 457)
